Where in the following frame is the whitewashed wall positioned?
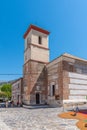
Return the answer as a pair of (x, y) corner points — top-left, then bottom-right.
(69, 73), (87, 80)
(70, 79), (87, 85)
(70, 90), (87, 95)
(69, 96), (86, 100)
(69, 84), (87, 90)
(68, 72), (87, 100)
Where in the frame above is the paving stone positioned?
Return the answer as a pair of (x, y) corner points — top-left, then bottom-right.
(0, 107), (79, 130)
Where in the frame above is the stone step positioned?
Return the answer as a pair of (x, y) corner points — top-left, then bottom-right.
(23, 104), (50, 109)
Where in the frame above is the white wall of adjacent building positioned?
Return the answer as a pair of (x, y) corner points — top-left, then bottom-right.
(68, 72), (87, 100)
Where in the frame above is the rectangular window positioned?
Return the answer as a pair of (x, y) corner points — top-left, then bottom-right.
(38, 36), (42, 44)
(18, 84), (19, 88)
(52, 85), (55, 96)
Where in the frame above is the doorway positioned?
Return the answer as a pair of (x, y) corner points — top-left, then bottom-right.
(36, 93), (40, 104)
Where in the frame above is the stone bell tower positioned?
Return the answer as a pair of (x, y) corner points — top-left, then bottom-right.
(23, 24), (50, 105)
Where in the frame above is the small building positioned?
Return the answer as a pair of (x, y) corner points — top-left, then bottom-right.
(12, 78), (23, 106)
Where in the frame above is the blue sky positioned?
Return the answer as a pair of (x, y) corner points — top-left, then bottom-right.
(0, 0), (87, 81)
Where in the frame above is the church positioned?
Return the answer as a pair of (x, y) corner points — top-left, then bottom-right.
(12, 24), (87, 107)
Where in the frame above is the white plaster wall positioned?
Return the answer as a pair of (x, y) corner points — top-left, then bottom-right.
(68, 72), (87, 100)
(70, 90), (87, 95)
(69, 96), (86, 100)
(70, 79), (87, 85)
(69, 72), (87, 80)
(69, 84), (87, 90)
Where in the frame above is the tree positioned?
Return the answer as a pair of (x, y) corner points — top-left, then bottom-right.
(1, 84), (12, 100)
(0, 91), (7, 97)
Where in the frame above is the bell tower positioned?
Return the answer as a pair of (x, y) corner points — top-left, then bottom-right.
(23, 24), (50, 105)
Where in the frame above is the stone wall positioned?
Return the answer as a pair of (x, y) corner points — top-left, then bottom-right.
(23, 60), (48, 105)
(12, 78), (23, 105)
(31, 45), (49, 63)
(47, 57), (63, 106)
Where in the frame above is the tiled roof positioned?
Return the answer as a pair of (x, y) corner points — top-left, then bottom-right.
(23, 24), (50, 39)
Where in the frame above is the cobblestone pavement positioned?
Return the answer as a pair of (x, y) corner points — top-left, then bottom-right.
(0, 107), (79, 130)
